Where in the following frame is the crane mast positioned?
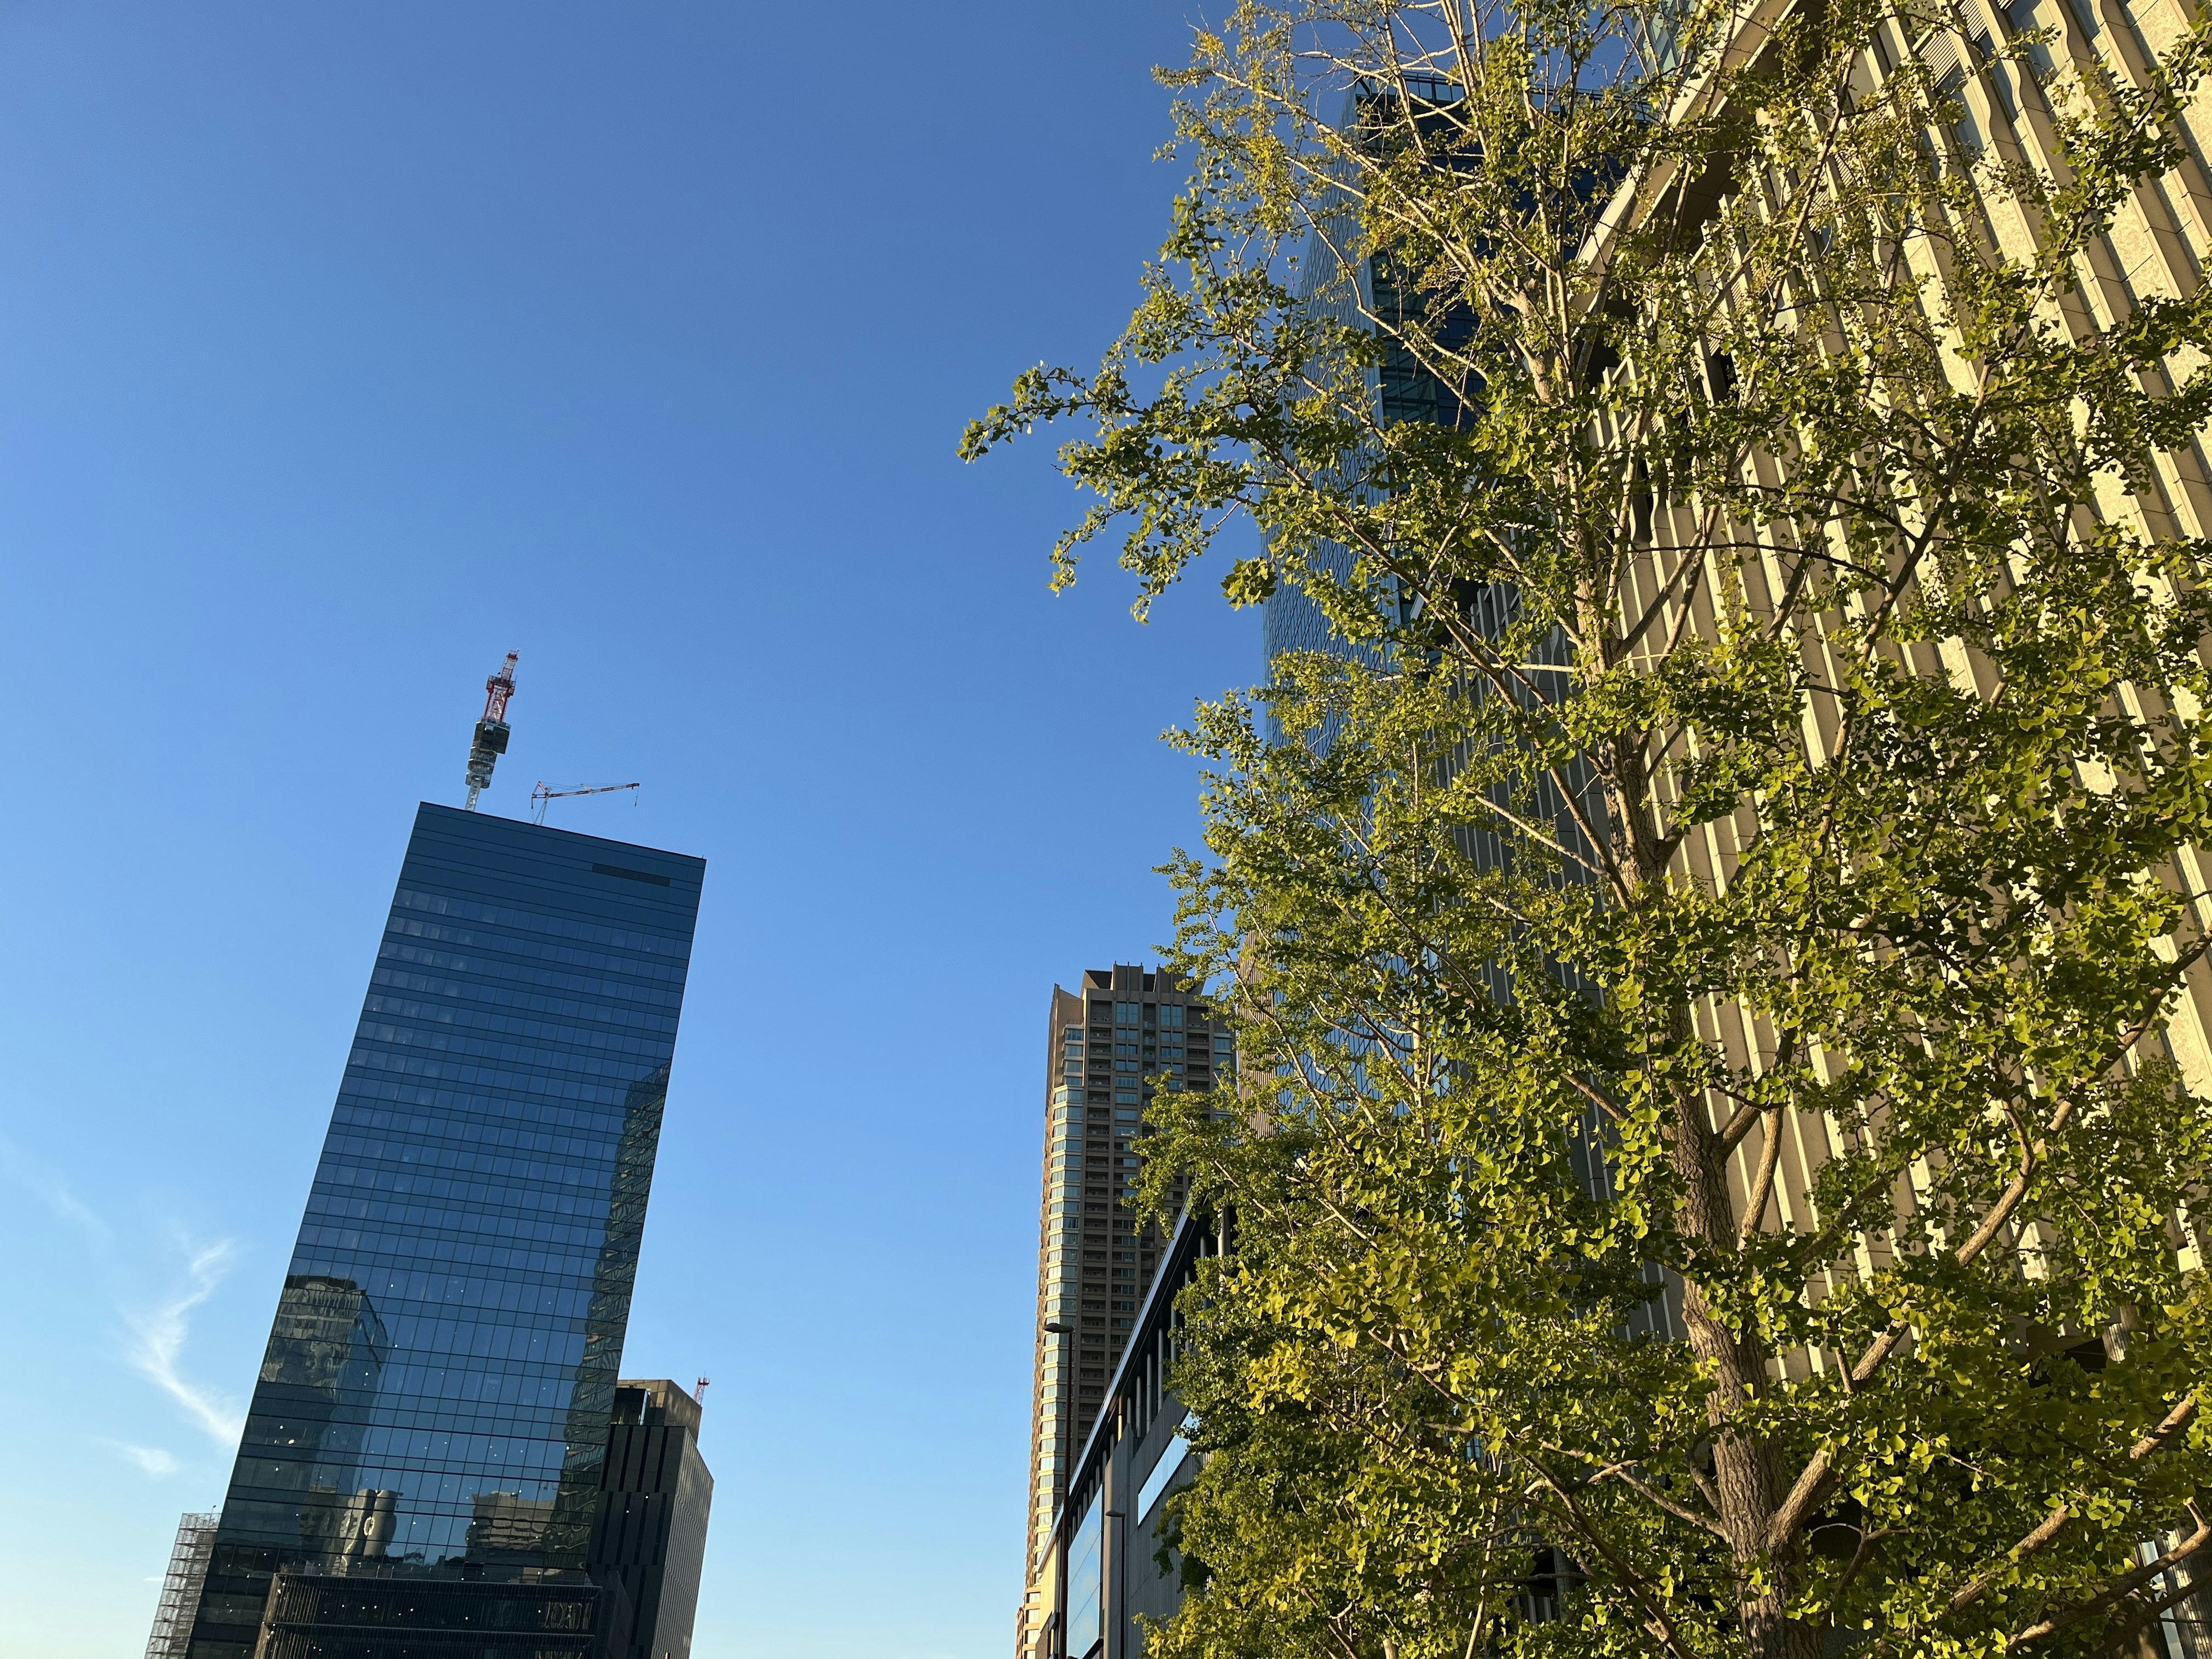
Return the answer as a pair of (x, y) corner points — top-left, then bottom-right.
(463, 653), (519, 812)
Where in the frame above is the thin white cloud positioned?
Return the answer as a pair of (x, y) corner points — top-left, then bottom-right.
(0, 1131), (111, 1241)
(126, 1238), (244, 1446)
(100, 1438), (181, 1477)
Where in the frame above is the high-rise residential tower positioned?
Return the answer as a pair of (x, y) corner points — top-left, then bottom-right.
(1018, 965), (1230, 1659)
(182, 803), (705, 1658)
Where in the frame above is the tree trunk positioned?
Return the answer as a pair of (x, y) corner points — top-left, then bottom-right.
(1667, 1090), (1821, 1659)
(1600, 691), (1822, 1659)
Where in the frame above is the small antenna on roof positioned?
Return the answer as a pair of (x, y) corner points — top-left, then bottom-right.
(463, 653), (519, 811)
(694, 1376), (711, 1411)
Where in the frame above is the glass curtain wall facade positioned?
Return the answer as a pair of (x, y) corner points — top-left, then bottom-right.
(187, 803), (705, 1658)
(1262, 82), (1471, 691)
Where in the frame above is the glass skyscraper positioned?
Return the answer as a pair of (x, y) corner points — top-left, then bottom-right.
(187, 803), (705, 1658)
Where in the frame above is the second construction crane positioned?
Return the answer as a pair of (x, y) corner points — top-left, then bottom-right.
(531, 781), (640, 825)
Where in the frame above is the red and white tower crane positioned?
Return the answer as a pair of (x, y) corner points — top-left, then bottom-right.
(463, 653), (519, 811)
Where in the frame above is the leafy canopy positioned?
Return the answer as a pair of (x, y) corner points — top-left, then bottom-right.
(965, 0), (2212, 1653)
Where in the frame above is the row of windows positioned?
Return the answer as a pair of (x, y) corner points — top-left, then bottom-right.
(1045, 1245), (1157, 1266)
(327, 1355), (596, 1405)
(373, 955), (681, 1022)
(362, 993), (676, 1059)
(312, 1173), (610, 1232)
(377, 942), (687, 1013)
(347, 1043), (651, 1111)
(385, 915), (690, 986)
(356, 1039), (654, 1106)
(228, 1450), (570, 1501)
(300, 1205), (594, 1259)
(1053, 1103), (1147, 1125)
(357, 1012), (675, 1071)
(213, 1498), (564, 1558)
(293, 1234), (605, 1283)
(338, 1080), (637, 1140)
(313, 1168), (611, 1219)
(307, 1168), (619, 1238)
(1063, 1038), (1224, 1058)
(1049, 1132), (1144, 1153)
(219, 1486), (570, 1539)
(346, 1294), (585, 1343)
(247, 1396), (586, 1443)
(365, 980), (679, 1040)
(333, 1095), (629, 1156)
(1066, 1044), (1207, 1059)
(347, 1424), (573, 1466)
(297, 1266), (601, 1320)
(395, 886), (691, 959)
(329, 1115), (626, 1163)
(349, 1316), (588, 1369)
(357, 1020), (673, 1079)
(1089, 1001), (1205, 1029)
(302, 1194), (612, 1251)
(320, 1134), (619, 1192)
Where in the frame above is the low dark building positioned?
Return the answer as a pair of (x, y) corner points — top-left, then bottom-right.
(251, 1569), (620, 1659)
(588, 1379), (714, 1659)
(228, 1376), (710, 1658)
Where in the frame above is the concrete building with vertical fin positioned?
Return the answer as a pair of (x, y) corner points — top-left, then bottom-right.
(589, 1378), (713, 1659)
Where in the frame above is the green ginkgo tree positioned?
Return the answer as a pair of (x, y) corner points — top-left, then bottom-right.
(965, 0), (2212, 1653)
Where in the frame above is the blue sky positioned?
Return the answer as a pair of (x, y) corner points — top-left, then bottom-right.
(0, 6), (1253, 1654)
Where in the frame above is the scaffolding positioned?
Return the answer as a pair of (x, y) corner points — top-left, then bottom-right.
(143, 1510), (219, 1659)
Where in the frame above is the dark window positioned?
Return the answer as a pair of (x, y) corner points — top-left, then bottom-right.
(591, 862), (671, 887)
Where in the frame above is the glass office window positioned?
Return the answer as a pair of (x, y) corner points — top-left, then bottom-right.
(1138, 1416), (1198, 1522)
(1065, 1494), (1104, 1659)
